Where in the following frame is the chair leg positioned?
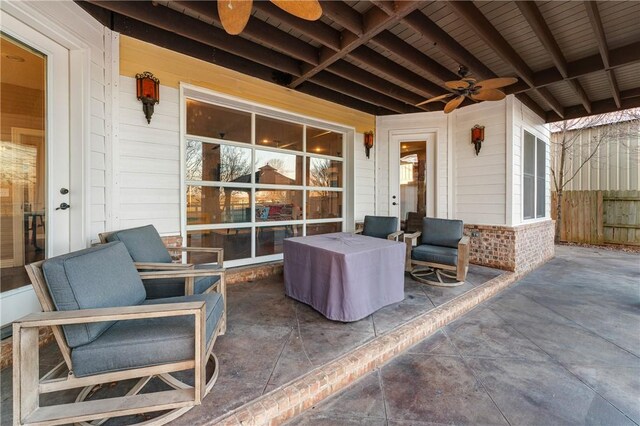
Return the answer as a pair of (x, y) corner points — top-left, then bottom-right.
(410, 266), (465, 287)
(13, 325), (39, 426)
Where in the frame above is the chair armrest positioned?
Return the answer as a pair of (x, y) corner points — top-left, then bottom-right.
(138, 268), (225, 280)
(458, 236), (470, 247)
(13, 301), (206, 328)
(166, 246), (223, 265)
(404, 231), (422, 244)
(353, 229), (363, 234)
(134, 262), (194, 270)
(387, 230), (404, 241)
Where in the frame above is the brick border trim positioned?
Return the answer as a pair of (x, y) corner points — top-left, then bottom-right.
(212, 267), (537, 426)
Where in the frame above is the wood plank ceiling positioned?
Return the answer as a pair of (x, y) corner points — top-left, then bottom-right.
(78, 0), (640, 122)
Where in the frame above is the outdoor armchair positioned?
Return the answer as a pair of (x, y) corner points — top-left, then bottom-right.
(355, 215), (404, 241)
(99, 225), (225, 302)
(404, 217), (470, 286)
(15, 242), (225, 426)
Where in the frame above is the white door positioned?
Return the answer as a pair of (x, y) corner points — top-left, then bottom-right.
(0, 12), (71, 330)
(389, 132), (436, 226)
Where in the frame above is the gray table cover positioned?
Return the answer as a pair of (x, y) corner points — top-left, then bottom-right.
(283, 232), (405, 322)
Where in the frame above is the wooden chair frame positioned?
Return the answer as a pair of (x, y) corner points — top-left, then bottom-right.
(404, 232), (470, 287)
(354, 226), (404, 242)
(13, 263), (226, 426)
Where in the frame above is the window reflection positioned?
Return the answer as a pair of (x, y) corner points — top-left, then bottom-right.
(255, 150), (303, 185)
(307, 157), (342, 187)
(306, 127), (343, 157)
(306, 191), (342, 219)
(256, 115), (303, 151)
(187, 186), (250, 224)
(256, 225), (302, 256)
(186, 140), (252, 182)
(255, 190), (303, 222)
(306, 222), (342, 235)
(188, 229), (251, 262)
(186, 100), (251, 143)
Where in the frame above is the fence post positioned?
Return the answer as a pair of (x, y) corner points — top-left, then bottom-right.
(596, 190), (604, 244)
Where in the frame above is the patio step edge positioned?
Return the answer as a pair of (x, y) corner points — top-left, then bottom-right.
(211, 269), (529, 426)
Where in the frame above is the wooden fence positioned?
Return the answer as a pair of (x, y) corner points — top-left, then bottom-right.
(551, 190), (640, 246)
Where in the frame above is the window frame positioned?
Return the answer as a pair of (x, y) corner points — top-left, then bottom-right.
(522, 129), (548, 222)
(180, 86), (350, 267)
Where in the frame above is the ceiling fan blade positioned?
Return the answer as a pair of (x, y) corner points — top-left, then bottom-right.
(218, 0), (253, 35)
(475, 77), (518, 90)
(416, 93), (453, 106)
(270, 0), (323, 20)
(444, 95), (465, 113)
(471, 88), (507, 101)
(445, 80), (470, 90)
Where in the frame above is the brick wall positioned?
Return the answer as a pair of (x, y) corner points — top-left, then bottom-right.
(464, 220), (555, 273)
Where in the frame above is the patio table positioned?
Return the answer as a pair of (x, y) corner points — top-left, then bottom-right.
(283, 232), (405, 322)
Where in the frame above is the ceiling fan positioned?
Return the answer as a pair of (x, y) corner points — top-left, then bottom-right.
(417, 66), (518, 113)
(218, 0), (323, 35)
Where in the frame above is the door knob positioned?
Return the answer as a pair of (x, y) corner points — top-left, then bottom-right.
(60, 188), (69, 195)
(56, 203), (70, 210)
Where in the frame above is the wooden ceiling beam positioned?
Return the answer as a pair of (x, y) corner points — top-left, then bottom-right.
(350, 46), (449, 98)
(175, 1), (319, 65)
(516, 1), (592, 113)
(252, 1), (340, 51)
(546, 89), (640, 122)
(371, 31), (458, 83)
(319, 0), (364, 35)
(447, 1), (565, 118)
(298, 81), (394, 116)
(89, 0), (302, 76)
(311, 72), (421, 114)
(584, 1), (622, 109)
(403, 10), (496, 80)
(328, 61), (437, 111)
(289, 1), (422, 88)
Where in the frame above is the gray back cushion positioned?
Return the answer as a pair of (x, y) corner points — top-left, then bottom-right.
(421, 218), (463, 248)
(105, 225), (172, 263)
(362, 216), (398, 239)
(42, 242), (147, 348)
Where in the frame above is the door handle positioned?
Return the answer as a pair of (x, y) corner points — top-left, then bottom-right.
(56, 203), (70, 210)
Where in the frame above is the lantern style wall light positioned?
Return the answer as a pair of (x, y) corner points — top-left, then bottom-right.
(364, 131), (374, 159)
(136, 71), (160, 124)
(471, 125), (485, 156)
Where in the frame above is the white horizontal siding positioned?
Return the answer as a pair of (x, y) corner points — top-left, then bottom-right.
(116, 76), (181, 234)
(455, 101), (507, 225)
(354, 131), (376, 221)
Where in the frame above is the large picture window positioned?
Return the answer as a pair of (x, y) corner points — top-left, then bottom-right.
(523, 130), (547, 220)
(184, 98), (345, 266)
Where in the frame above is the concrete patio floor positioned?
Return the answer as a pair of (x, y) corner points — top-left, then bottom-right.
(286, 245), (640, 425)
(0, 263), (502, 425)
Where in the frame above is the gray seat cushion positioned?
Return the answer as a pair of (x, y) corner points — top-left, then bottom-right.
(362, 215), (398, 239)
(144, 264), (222, 299)
(412, 244), (458, 266)
(421, 218), (463, 248)
(71, 292), (224, 377)
(105, 225), (172, 264)
(42, 242), (146, 348)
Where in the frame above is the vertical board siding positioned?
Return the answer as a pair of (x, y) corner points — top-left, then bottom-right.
(553, 190), (640, 245)
(117, 76), (181, 234)
(551, 120), (640, 191)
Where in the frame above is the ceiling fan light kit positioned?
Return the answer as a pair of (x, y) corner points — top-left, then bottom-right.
(218, 0), (323, 35)
(417, 65), (518, 114)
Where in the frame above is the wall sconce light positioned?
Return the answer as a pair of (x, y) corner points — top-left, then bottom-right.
(136, 71), (160, 124)
(364, 131), (374, 159)
(471, 124), (485, 155)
